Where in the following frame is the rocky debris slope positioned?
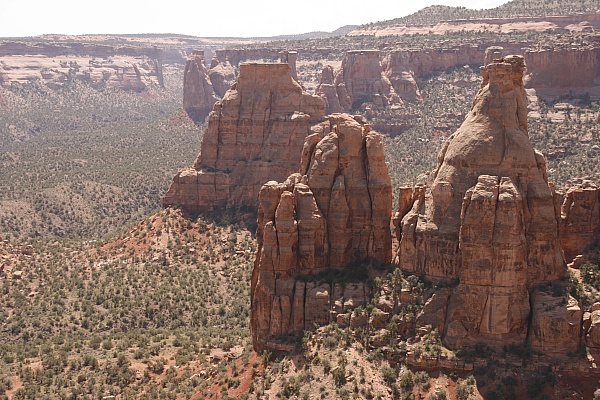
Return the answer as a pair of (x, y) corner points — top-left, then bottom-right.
(182, 50), (219, 123)
(316, 50), (402, 115)
(163, 62), (325, 213)
(394, 56), (579, 351)
(251, 113), (392, 352)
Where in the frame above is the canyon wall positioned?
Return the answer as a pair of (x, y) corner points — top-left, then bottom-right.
(525, 47), (600, 89)
(0, 41), (165, 91)
(163, 63), (325, 213)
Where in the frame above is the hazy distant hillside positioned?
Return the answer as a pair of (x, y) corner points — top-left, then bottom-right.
(362, 0), (600, 28)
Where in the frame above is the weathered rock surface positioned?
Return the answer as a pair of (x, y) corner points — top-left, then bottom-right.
(207, 57), (235, 98)
(163, 62), (325, 213)
(530, 291), (582, 354)
(395, 56), (569, 349)
(587, 310), (600, 348)
(251, 114), (392, 352)
(182, 50), (218, 123)
(316, 50), (402, 115)
(206, 49), (299, 99)
(525, 47), (600, 90)
(279, 51), (298, 82)
(558, 181), (600, 263)
(348, 13), (600, 37)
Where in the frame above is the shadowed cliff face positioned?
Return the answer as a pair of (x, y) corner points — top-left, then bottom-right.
(395, 56), (577, 351)
(163, 62), (325, 214)
(250, 114), (392, 353)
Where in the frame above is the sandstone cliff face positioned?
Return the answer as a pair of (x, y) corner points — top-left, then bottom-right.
(316, 50), (402, 115)
(558, 181), (600, 263)
(395, 56), (569, 349)
(182, 51), (218, 123)
(251, 114), (392, 352)
(524, 47), (600, 89)
(163, 63), (325, 213)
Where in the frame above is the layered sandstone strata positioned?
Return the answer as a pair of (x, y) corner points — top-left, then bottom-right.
(182, 50), (218, 123)
(163, 63), (325, 213)
(525, 47), (600, 89)
(251, 114), (392, 352)
(395, 56), (570, 349)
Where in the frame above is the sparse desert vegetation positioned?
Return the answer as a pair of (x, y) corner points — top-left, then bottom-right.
(0, 1), (600, 398)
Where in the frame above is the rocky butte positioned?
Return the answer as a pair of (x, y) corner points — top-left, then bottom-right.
(163, 62), (324, 213)
(250, 113), (392, 352)
(395, 56), (580, 352)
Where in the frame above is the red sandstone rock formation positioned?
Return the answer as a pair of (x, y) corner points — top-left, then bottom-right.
(207, 49), (299, 99)
(315, 65), (348, 114)
(486, 44), (600, 92)
(316, 50), (402, 115)
(381, 53), (422, 103)
(280, 51), (298, 81)
(558, 181), (600, 263)
(182, 50), (218, 123)
(524, 47), (600, 90)
(251, 114), (392, 352)
(395, 56), (571, 349)
(163, 62), (325, 213)
(208, 57), (236, 98)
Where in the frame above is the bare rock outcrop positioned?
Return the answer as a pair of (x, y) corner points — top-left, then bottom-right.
(251, 114), (392, 352)
(316, 50), (402, 115)
(163, 63), (325, 213)
(381, 52), (422, 103)
(207, 57), (236, 98)
(395, 56), (570, 350)
(558, 181), (600, 263)
(279, 51), (298, 81)
(524, 47), (600, 90)
(182, 50), (219, 123)
(530, 290), (582, 354)
(206, 49), (299, 99)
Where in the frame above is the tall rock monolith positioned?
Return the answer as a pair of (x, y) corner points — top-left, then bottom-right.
(251, 113), (392, 352)
(395, 56), (571, 350)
